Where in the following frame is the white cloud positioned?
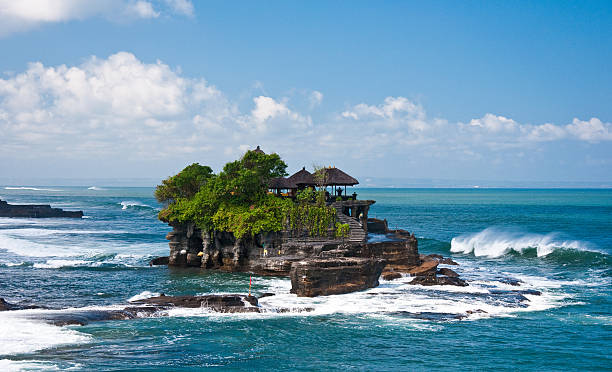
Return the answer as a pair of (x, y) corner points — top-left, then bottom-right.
(0, 53), (609, 179)
(527, 123), (566, 141)
(566, 118), (612, 142)
(164, 0), (194, 16)
(0, 0), (192, 36)
(468, 113), (518, 133)
(309, 90), (323, 107)
(250, 96), (309, 132)
(342, 96), (424, 120)
(127, 1), (159, 18)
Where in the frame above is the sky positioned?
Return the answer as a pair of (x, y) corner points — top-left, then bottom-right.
(0, 0), (611, 186)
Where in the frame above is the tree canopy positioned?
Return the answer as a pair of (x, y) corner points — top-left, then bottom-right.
(156, 149), (335, 239)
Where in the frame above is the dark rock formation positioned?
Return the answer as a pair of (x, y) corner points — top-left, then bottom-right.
(290, 257), (385, 297)
(0, 199), (83, 218)
(438, 268), (459, 277)
(419, 254), (458, 266)
(149, 256), (169, 266)
(0, 297), (43, 311)
(382, 271), (402, 280)
(367, 218), (389, 234)
(409, 275), (468, 287)
(407, 260), (439, 276)
(358, 237), (420, 272)
(132, 294), (259, 312)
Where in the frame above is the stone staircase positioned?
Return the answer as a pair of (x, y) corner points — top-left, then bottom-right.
(334, 206), (366, 243)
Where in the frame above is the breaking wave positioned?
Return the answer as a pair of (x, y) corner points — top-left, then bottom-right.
(4, 187), (61, 191)
(0, 311), (91, 356)
(119, 201), (155, 210)
(87, 186), (105, 191)
(450, 227), (598, 258)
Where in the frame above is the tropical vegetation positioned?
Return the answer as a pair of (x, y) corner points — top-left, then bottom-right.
(156, 150), (337, 239)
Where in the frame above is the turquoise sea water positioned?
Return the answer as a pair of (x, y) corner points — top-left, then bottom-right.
(0, 187), (610, 371)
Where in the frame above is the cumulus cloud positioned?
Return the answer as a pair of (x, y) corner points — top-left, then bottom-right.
(342, 96), (424, 121)
(0, 52), (609, 179)
(164, 0), (194, 16)
(0, 0), (194, 36)
(566, 118), (612, 142)
(309, 90), (323, 107)
(127, 1), (159, 18)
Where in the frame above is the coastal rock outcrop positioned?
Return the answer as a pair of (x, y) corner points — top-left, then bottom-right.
(0, 199), (83, 218)
(290, 257), (385, 297)
(132, 294), (259, 313)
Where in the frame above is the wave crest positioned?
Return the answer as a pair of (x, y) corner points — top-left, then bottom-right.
(450, 227), (594, 258)
(119, 201), (154, 210)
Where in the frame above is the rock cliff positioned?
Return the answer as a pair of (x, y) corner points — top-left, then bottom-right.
(0, 199), (83, 218)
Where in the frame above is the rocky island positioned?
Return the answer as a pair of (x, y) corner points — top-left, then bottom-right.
(155, 147), (467, 297)
(0, 199), (83, 218)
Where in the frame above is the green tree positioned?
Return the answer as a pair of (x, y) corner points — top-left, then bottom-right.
(155, 163), (213, 203)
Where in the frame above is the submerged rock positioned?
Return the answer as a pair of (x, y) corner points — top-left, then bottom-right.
(437, 268), (459, 277)
(0, 297), (43, 311)
(132, 294), (259, 313)
(290, 257), (385, 297)
(409, 275), (468, 287)
(149, 256), (169, 266)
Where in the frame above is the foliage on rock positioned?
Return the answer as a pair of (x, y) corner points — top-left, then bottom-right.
(155, 163), (213, 203)
(157, 151), (336, 239)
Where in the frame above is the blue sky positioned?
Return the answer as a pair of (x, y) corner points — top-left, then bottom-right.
(0, 0), (611, 186)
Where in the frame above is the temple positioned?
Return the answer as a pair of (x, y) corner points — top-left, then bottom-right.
(160, 146), (466, 297)
(267, 151), (375, 239)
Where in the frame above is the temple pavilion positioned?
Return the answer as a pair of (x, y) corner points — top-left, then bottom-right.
(256, 146), (375, 235)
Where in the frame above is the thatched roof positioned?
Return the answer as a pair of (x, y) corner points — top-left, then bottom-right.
(313, 167), (359, 186)
(268, 177), (296, 189)
(288, 167), (315, 186)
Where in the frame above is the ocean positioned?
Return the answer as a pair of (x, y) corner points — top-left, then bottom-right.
(0, 187), (610, 371)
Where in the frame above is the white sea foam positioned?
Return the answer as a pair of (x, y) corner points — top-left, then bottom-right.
(33, 259), (91, 269)
(87, 186), (105, 190)
(4, 187), (61, 192)
(450, 227), (591, 257)
(128, 291), (161, 302)
(0, 312), (90, 356)
(159, 270), (573, 323)
(119, 201), (153, 210)
(0, 359), (81, 371)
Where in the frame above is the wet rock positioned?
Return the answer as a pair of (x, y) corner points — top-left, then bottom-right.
(498, 278), (523, 286)
(439, 258), (459, 265)
(389, 311), (467, 321)
(149, 256), (169, 266)
(258, 292), (276, 299)
(490, 289), (542, 296)
(466, 309), (488, 315)
(409, 275), (468, 287)
(132, 294), (259, 312)
(290, 257), (385, 297)
(437, 268), (459, 277)
(407, 260), (439, 276)
(0, 297), (43, 311)
(0, 297), (13, 311)
(382, 271), (402, 281)
(0, 199), (83, 218)
(420, 254), (458, 266)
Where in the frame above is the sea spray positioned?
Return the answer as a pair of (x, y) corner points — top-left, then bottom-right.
(450, 227), (591, 258)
